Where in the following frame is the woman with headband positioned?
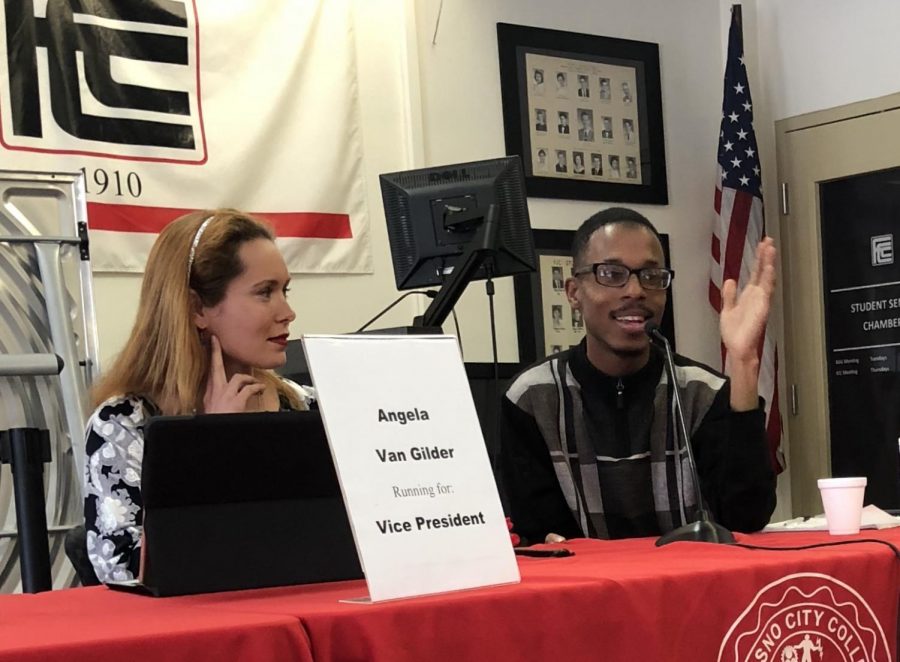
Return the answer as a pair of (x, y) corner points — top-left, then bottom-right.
(82, 209), (311, 583)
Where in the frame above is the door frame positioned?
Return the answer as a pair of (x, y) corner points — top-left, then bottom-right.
(775, 92), (900, 515)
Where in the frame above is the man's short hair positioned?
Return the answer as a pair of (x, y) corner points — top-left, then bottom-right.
(571, 207), (663, 265)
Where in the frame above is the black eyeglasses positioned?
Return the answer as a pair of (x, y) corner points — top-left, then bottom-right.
(573, 263), (673, 290)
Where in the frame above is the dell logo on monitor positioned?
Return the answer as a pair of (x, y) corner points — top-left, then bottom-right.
(427, 169), (473, 183)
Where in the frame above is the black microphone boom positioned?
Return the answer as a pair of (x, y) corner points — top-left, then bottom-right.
(644, 321), (735, 546)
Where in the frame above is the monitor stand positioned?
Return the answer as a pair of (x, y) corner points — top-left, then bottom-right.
(413, 203), (500, 329)
(360, 203), (501, 336)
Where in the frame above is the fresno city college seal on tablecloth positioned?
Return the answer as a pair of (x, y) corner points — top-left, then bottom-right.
(718, 573), (890, 662)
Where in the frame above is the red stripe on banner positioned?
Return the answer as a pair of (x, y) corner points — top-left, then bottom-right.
(711, 234), (720, 264)
(721, 191), (752, 285)
(0, 143), (208, 165)
(86, 203), (353, 239)
(714, 186), (722, 215)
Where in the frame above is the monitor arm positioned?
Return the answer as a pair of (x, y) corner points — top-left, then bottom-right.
(442, 205), (484, 233)
(414, 203), (500, 329)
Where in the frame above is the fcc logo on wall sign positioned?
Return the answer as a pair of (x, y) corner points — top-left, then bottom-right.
(0, 0), (206, 163)
(871, 234), (894, 266)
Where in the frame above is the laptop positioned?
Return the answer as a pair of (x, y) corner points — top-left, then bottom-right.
(107, 410), (363, 597)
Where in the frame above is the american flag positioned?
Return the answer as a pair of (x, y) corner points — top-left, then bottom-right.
(709, 5), (784, 473)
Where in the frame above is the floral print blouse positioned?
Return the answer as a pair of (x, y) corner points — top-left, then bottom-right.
(83, 384), (313, 583)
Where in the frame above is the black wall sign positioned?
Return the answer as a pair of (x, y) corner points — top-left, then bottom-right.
(821, 168), (900, 508)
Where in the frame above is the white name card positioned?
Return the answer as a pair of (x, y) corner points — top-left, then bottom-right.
(302, 334), (519, 602)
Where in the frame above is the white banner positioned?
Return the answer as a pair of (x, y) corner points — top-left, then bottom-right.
(0, 0), (371, 274)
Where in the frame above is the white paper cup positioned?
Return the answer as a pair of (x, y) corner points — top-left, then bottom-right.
(817, 477), (867, 535)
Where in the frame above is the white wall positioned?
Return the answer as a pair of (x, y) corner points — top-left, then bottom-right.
(414, 0), (727, 365)
(735, 0), (900, 274)
(753, 0), (900, 122)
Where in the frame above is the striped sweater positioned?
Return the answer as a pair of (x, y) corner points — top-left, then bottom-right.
(499, 342), (776, 543)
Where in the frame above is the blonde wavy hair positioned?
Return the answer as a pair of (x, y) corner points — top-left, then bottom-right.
(91, 209), (303, 414)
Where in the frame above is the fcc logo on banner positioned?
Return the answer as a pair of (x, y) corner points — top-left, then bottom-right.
(0, 0), (206, 163)
(871, 234), (893, 266)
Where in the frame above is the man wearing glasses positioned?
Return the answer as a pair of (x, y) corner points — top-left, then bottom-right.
(500, 207), (777, 545)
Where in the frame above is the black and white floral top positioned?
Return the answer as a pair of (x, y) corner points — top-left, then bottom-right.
(83, 383), (314, 583)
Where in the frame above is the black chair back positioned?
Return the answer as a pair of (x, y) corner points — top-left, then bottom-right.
(64, 525), (101, 586)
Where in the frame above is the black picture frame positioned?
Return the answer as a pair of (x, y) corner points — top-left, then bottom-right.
(497, 22), (668, 204)
(513, 229), (676, 365)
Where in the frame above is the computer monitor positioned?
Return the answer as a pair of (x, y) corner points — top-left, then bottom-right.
(380, 156), (537, 291)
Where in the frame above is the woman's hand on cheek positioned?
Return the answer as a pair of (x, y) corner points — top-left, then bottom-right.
(203, 335), (265, 413)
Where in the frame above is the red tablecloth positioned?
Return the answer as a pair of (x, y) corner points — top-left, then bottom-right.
(175, 529), (900, 661)
(0, 529), (897, 662)
(0, 586), (312, 662)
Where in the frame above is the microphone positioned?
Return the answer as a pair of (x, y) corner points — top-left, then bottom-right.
(644, 321), (735, 546)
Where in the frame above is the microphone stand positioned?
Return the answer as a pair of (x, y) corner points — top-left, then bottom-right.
(645, 322), (735, 546)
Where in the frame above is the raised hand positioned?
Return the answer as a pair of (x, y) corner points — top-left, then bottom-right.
(720, 237), (776, 363)
(720, 237), (776, 411)
(202, 335), (266, 414)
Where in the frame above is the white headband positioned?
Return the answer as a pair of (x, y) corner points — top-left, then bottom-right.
(187, 215), (214, 279)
